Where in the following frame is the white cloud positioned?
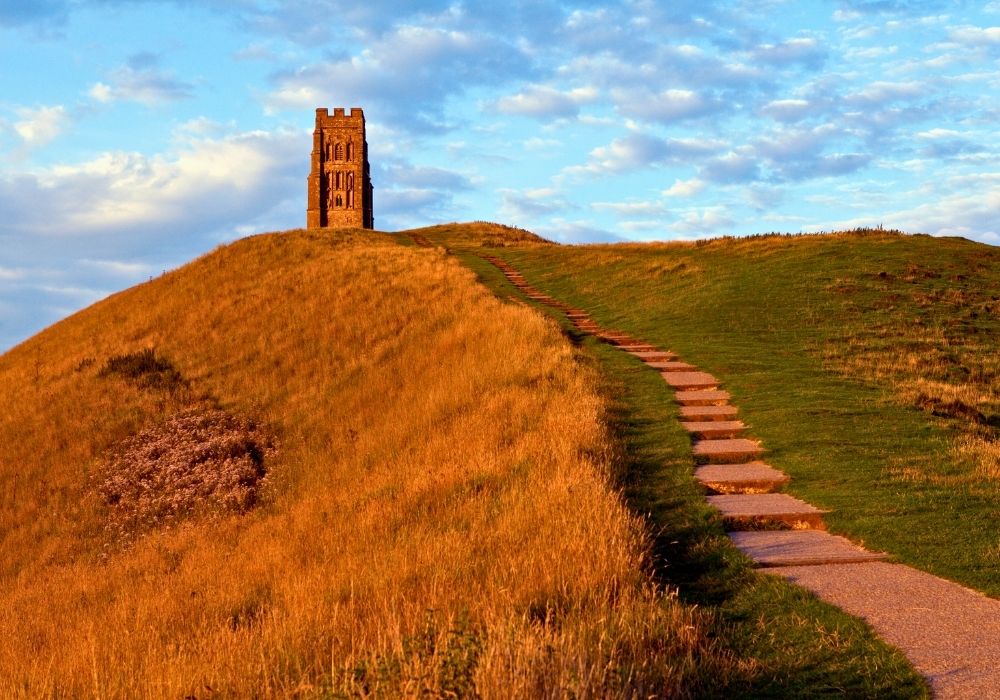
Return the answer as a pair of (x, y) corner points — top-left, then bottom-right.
(847, 80), (924, 105)
(672, 207), (735, 234)
(917, 128), (962, 139)
(565, 133), (721, 177)
(88, 82), (113, 103)
(88, 65), (193, 106)
(494, 85), (597, 118)
(752, 37), (826, 67)
(13, 105), (67, 147)
(591, 200), (668, 216)
(265, 24), (531, 131)
(699, 149), (760, 184)
(614, 88), (721, 123)
(761, 98), (814, 122)
(950, 26), (1000, 46)
(663, 178), (706, 197)
(500, 187), (572, 219)
(542, 219), (624, 243)
(804, 183), (1000, 244)
(78, 259), (156, 277)
(0, 127), (304, 245)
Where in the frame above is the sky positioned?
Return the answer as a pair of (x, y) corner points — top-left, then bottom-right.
(1, 0), (998, 351)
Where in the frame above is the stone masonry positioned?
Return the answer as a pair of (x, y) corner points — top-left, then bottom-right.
(307, 107), (373, 229)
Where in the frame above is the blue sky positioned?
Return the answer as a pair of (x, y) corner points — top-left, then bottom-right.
(1, 0), (998, 350)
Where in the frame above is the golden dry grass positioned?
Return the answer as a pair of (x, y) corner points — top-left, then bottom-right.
(0, 229), (722, 697)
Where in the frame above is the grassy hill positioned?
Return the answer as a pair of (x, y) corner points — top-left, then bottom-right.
(431, 226), (1000, 597)
(0, 228), (716, 697)
(0, 224), (944, 697)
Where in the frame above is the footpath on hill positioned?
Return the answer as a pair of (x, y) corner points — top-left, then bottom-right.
(471, 249), (1000, 700)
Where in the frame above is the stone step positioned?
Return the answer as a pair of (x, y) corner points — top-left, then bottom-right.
(729, 530), (888, 567)
(627, 350), (679, 361)
(707, 493), (828, 530)
(617, 344), (659, 352)
(646, 361), (695, 371)
(661, 372), (719, 390)
(681, 420), (747, 439)
(694, 461), (789, 493)
(675, 389), (731, 406)
(680, 404), (738, 421)
(693, 438), (763, 463)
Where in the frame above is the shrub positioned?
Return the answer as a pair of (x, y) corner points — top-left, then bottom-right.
(98, 408), (275, 539)
(99, 348), (185, 390)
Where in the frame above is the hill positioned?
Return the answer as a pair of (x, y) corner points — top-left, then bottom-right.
(430, 227), (1000, 596)
(0, 225), (934, 697)
(0, 228), (711, 696)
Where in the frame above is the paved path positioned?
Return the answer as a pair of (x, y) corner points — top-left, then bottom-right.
(478, 252), (1000, 699)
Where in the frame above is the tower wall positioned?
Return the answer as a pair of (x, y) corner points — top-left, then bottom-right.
(307, 107), (373, 229)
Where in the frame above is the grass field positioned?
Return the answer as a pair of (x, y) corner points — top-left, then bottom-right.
(423, 225), (1000, 600)
(1, 223), (950, 696)
(0, 228), (727, 697)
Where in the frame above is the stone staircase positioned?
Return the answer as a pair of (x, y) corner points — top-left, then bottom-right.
(481, 253), (889, 569)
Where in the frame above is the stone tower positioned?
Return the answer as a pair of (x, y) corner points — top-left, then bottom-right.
(307, 107), (373, 229)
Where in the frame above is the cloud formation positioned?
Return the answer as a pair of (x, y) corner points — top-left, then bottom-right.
(13, 105), (67, 148)
(90, 65), (194, 106)
(1, 0), (999, 350)
(266, 24), (533, 131)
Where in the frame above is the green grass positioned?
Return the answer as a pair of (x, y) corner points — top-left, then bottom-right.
(443, 230), (930, 697)
(456, 229), (1000, 598)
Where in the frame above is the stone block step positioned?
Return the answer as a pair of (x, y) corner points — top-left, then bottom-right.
(661, 372), (719, 390)
(707, 493), (828, 530)
(692, 438), (763, 463)
(729, 530), (888, 567)
(646, 361), (696, 371)
(627, 350), (679, 361)
(681, 420), (747, 439)
(680, 404), (738, 421)
(694, 461), (789, 493)
(617, 344), (659, 352)
(675, 389), (731, 406)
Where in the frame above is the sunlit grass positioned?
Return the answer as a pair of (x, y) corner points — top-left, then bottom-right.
(0, 228), (724, 697)
(454, 227), (1000, 599)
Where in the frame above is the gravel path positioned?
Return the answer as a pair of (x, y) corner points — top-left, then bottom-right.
(772, 562), (1000, 699)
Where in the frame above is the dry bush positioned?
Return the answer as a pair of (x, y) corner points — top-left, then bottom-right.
(0, 230), (722, 697)
(99, 407), (274, 541)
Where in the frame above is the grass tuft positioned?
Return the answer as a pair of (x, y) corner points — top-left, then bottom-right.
(99, 348), (186, 391)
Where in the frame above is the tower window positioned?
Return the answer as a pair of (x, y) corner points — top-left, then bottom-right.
(346, 142), (353, 161)
(335, 143), (345, 160)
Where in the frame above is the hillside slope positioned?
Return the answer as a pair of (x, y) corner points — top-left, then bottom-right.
(0, 229), (709, 697)
(446, 229), (1000, 596)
